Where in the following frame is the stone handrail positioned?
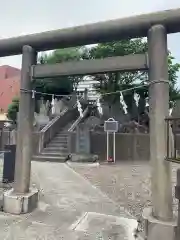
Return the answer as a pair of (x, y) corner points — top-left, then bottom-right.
(41, 109), (67, 133)
(68, 107), (89, 132)
(67, 107), (89, 154)
(38, 104), (79, 153)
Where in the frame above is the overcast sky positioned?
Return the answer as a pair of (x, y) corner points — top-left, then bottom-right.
(0, 0), (180, 83)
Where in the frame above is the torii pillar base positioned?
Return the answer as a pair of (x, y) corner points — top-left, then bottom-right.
(3, 188), (38, 215)
(143, 208), (177, 240)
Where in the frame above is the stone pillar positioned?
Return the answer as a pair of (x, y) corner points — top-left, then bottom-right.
(3, 46), (38, 214)
(148, 25), (173, 221)
(76, 125), (90, 154)
(14, 45), (37, 193)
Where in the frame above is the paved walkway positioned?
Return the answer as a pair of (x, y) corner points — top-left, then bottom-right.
(0, 162), (139, 239)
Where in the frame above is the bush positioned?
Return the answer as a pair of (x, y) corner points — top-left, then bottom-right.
(7, 97), (19, 123)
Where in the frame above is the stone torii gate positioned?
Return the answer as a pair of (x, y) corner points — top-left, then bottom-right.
(1, 8), (180, 239)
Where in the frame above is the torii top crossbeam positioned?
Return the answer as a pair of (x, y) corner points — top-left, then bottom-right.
(0, 8), (180, 57)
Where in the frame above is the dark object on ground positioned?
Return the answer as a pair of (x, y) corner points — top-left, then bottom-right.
(69, 154), (98, 163)
(3, 145), (16, 183)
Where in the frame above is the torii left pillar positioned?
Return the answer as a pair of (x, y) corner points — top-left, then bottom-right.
(3, 45), (39, 214)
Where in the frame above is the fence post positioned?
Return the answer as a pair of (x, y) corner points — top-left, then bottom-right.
(175, 168), (180, 240)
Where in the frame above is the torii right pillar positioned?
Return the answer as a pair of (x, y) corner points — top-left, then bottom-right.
(143, 25), (177, 240)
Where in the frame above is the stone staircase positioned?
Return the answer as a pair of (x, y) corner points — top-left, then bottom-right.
(32, 131), (69, 162)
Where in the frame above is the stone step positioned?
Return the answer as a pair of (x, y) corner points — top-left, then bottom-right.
(55, 133), (68, 136)
(46, 144), (68, 149)
(53, 141), (68, 145)
(54, 135), (68, 139)
(43, 147), (68, 153)
(32, 155), (67, 162)
(39, 152), (67, 157)
(42, 149), (68, 154)
(50, 137), (68, 141)
(42, 152), (68, 156)
(47, 142), (68, 147)
(53, 138), (68, 142)
(55, 132), (68, 135)
(50, 139), (68, 144)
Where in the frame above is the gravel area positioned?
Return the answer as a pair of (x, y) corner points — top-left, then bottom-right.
(71, 161), (179, 221)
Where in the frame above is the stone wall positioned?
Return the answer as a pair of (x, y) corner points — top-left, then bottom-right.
(68, 130), (151, 161)
(2, 128), (180, 161)
(70, 130), (180, 161)
(90, 132), (150, 161)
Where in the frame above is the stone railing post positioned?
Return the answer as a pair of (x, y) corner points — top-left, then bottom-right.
(38, 131), (44, 153)
(75, 125), (90, 154)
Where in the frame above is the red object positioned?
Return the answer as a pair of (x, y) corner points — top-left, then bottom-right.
(108, 157), (113, 162)
(0, 65), (20, 113)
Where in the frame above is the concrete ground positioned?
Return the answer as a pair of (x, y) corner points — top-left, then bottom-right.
(0, 162), (139, 239)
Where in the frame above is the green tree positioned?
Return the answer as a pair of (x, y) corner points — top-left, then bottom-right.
(8, 41), (180, 123)
(168, 54), (180, 104)
(84, 39), (180, 117)
(7, 47), (84, 121)
(7, 97), (19, 123)
(36, 47), (85, 100)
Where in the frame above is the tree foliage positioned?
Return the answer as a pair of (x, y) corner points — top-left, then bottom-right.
(7, 48), (84, 121)
(7, 97), (19, 123)
(86, 40), (148, 104)
(35, 47), (84, 100)
(83, 39), (180, 117)
(7, 40), (180, 123)
(168, 54), (180, 104)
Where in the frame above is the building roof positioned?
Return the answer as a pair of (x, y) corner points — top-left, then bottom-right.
(0, 66), (20, 113)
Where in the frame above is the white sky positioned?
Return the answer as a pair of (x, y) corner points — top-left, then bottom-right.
(0, 0), (180, 84)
